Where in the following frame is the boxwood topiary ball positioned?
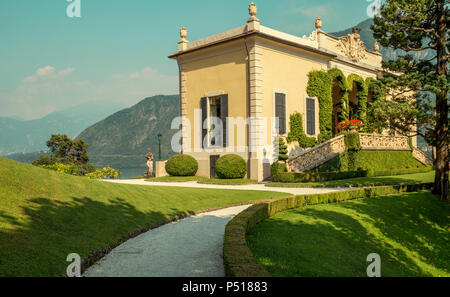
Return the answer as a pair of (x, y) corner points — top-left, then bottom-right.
(215, 154), (247, 179)
(165, 154), (198, 177)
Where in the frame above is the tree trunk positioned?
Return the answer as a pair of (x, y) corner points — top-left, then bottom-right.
(432, 0), (449, 201)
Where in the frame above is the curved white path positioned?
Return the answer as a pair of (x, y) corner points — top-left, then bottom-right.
(103, 179), (342, 196)
(84, 180), (342, 277)
(84, 205), (251, 277)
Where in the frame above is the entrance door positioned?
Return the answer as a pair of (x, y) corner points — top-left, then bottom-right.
(210, 155), (220, 178)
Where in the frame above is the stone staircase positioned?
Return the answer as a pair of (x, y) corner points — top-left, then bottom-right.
(287, 136), (346, 173)
(287, 134), (433, 173)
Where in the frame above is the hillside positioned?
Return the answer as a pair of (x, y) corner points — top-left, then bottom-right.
(0, 157), (285, 276)
(76, 95), (180, 169)
(0, 102), (125, 156)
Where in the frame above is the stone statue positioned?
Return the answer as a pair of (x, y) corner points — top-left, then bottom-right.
(180, 26), (188, 41)
(337, 27), (367, 62)
(145, 149), (154, 178)
(374, 41), (380, 52)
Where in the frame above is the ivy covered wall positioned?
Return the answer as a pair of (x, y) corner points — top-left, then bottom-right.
(306, 68), (385, 143)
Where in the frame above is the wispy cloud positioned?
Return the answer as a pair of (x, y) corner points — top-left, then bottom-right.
(1, 66), (177, 120)
(36, 66), (55, 77)
(22, 66), (76, 84)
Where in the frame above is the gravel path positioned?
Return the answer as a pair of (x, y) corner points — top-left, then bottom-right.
(83, 205), (251, 277)
(83, 179), (342, 277)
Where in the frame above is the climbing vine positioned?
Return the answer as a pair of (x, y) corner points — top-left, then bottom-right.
(307, 71), (333, 143)
(286, 112), (317, 148)
(328, 68), (350, 121)
(306, 69), (385, 143)
(347, 74), (368, 125)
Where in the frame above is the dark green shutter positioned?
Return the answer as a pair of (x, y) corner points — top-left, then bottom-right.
(306, 98), (316, 135)
(201, 97), (207, 148)
(220, 94), (228, 147)
(275, 93), (286, 134)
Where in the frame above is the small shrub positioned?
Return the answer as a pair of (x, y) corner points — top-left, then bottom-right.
(215, 154), (247, 179)
(271, 162), (287, 178)
(38, 162), (96, 176)
(86, 167), (120, 179)
(165, 154), (198, 177)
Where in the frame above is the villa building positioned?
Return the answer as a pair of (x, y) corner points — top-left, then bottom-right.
(168, 2), (425, 181)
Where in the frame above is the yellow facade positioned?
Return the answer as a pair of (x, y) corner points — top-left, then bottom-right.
(169, 6), (385, 181)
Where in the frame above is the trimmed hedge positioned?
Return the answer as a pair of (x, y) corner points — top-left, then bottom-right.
(344, 132), (361, 151)
(215, 154), (247, 179)
(223, 183), (433, 277)
(270, 162), (287, 178)
(271, 170), (367, 183)
(165, 154), (198, 177)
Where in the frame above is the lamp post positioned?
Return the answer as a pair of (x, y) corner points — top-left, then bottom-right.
(157, 133), (162, 161)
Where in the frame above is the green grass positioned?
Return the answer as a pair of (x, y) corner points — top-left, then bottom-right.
(247, 192), (450, 277)
(200, 179), (258, 185)
(312, 150), (425, 172)
(145, 176), (207, 182)
(267, 171), (435, 188)
(0, 158), (286, 276)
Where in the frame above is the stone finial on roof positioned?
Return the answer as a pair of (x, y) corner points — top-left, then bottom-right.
(180, 26), (188, 41)
(178, 26), (188, 51)
(247, 2), (260, 23)
(315, 17), (322, 30)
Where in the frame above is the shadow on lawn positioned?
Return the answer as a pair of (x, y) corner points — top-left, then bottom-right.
(0, 197), (191, 277)
(248, 192), (449, 277)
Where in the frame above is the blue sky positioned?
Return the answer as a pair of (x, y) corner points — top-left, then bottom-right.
(0, 0), (376, 120)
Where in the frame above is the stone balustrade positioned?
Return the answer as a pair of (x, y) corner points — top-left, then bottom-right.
(412, 148), (433, 165)
(359, 133), (410, 151)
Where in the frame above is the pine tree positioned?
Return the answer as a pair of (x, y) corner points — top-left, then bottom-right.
(372, 0), (448, 201)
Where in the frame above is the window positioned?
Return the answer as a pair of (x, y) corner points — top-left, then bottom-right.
(306, 97), (316, 135)
(209, 97), (221, 146)
(275, 93), (286, 134)
(201, 95), (228, 148)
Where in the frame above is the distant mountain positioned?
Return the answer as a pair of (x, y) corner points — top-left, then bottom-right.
(330, 18), (434, 62)
(76, 95), (180, 169)
(0, 102), (125, 156)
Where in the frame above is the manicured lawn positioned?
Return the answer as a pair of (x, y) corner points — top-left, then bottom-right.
(247, 191), (450, 277)
(267, 171), (436, 188)
(200, 179), (258, 185)
(145, 176), (207, 182)
(0, 158), (286, 276)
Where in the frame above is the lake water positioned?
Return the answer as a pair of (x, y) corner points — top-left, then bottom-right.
(118, 167), (148, 179)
